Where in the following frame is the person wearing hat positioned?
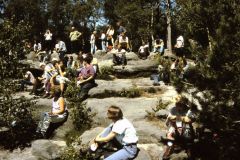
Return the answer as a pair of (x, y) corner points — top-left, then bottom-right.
(90, 106), (138, 160)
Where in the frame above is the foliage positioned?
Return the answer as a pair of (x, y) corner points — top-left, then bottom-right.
(98, 88), (141, 99)
(175, 0), (240, 158)
(69, 101), (95, 131)
(0, 93), (36, 149)
(97, 65), (114, 80)
(0, 18), (36, 149)
(145, 99), (170, 120)
(0, 18), (31, 78)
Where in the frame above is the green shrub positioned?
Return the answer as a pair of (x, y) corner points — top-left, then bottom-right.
(146, 99), (170, 120)
(0, 94), (36, 149)
(97, 65), (114, 80)
(70, 101), (95, 131)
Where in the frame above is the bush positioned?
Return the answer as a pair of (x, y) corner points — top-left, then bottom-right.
(0, 95), (36, 149)
(97, 65), (114, 80)
(146, 99), (170, 121)
(69, 101), (95, 131)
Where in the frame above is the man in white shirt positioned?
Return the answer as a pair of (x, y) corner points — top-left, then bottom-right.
(55, 39), (67, 60)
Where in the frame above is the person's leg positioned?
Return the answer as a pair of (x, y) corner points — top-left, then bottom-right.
(104, 145), (138, 160)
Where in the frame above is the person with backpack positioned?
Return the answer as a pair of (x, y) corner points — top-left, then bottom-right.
(162, 95), (196, 159)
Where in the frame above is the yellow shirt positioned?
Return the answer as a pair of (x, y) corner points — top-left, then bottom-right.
(69, 31), (81, 41)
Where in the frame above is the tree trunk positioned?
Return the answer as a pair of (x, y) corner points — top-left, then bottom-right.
(166, 0), (172, 53)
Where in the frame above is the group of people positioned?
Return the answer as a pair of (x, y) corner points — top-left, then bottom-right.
(17, 21), (195, 159)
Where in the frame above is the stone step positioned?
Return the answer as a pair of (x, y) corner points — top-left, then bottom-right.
(89, 78), (171, 99)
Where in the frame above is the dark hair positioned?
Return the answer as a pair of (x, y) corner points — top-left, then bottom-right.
(107, 106), (123, 120)
(53, 88), (62, 101)
(83, 53), (93, 64)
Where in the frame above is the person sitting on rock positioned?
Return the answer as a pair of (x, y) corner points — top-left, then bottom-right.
(20, 71), (36, 94)
(163, 95), (196, 159)
(77, 54), (97, 101)
(138, 41), (150, 60)
(153, 37), (164, 55)
(112, 46), (127, 68)
(90, 105), (139, 160)
(118, 32), (129, 51)
(50, 60), (70, 96)
(36, 88), (68, 138)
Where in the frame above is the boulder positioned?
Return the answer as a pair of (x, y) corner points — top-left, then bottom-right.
(138, 143), (164, 160)
(0, 148), (38, 160)
(113, 59), (158, 78)
(125, 52), (139, 61)
(155, 109), (169, 119)
(31, 140), (66, 159)
(135, 147), (152, 160)
(86, 97), (167, 143)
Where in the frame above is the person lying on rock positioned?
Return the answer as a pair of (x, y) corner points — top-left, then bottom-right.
(90, 106), (139, 160)
(36, 88), (68, 138)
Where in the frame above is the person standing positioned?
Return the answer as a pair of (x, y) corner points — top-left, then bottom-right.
(174, 35), (184, 57)
(90, 31), (97, 54)
(101, 31), (106, 52)
(44, 29), (53, 52)
(69, 26), (82, 54)
(55, 38), (67, 60)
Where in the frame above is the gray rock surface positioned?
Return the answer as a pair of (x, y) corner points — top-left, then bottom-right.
(86, 97), (167, 143)
(89, 78), (165, 98)
(80, 127), (104, 146)
(155, 109), (169, 119)
(31, 140), (66, 159)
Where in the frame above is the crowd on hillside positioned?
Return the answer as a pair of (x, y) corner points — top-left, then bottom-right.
(18, 21), (197, 160)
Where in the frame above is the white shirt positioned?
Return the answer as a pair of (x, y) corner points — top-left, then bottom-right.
(55, 41), (67, 52)
(44, 32), (52, 41)
(90, 34), (95, 44)
(101, 33), (106, 40)
(106, 29), (114, 36)
(119, 36), (129, 44)
(25, 71), (35, 84)
(139, 45), (149, 53)
(176, 36), (184, 48)
(112, 118), (138, 145)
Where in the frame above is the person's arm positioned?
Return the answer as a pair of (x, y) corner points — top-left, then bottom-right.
(95, 131), (117, 143)
(79, 75), (93, 84)
(52, 97), (65, 115)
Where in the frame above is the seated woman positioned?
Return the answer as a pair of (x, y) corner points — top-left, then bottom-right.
(77, 54), (97, 101)
(138, 42), (149, 60)
(91, 106), (139, 160)
(112, 46), (127, 68)
(36, 89), (68, 138)
(153, 38), (164, 55)
(50, 60), (70, 96)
